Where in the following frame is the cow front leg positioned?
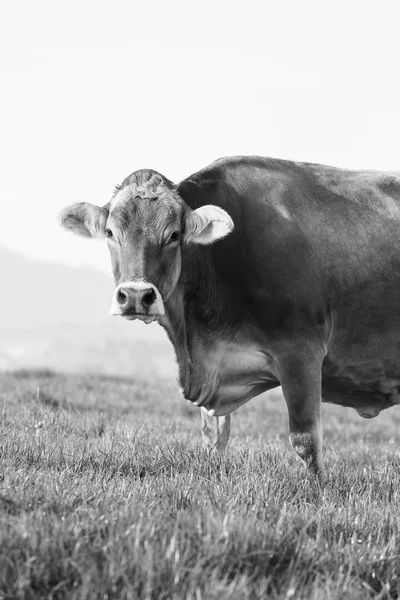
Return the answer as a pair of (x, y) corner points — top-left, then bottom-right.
(277, 351), (325, 481)
(201, 408), (231, 452)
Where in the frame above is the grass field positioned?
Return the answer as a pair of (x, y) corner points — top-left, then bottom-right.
(1, 370), (400, 599)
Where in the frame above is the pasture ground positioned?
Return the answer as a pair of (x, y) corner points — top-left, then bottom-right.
(1, 370), (400, 599)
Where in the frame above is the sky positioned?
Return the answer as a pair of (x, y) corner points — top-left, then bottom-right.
(1, 0), (400, 273)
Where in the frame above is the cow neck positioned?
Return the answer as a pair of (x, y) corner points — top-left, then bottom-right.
(161, 244), (235, 395)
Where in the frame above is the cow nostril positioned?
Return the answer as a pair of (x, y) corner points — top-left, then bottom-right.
(117, 289), (128, 306)
(142, 288), (156, 308)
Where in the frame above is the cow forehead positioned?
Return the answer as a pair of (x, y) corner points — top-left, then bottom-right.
(109, 187), (181, 236)
(111, 183), (167, 210)
(110, 169), (178, 209)
(108, 169), (183, 236)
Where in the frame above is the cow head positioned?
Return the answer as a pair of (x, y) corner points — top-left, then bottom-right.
(60, 169), (234, 323)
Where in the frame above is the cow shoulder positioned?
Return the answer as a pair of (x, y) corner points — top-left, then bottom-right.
(177, 156), (297, 213)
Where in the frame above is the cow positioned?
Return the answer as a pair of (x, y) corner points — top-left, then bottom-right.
(60, 155), (400, 481)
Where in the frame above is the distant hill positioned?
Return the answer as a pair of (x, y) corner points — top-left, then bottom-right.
(0, 246), (115, 327)
(0, 247), (175, 377)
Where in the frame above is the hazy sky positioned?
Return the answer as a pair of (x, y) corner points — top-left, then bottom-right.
(1, 1), (400, 273)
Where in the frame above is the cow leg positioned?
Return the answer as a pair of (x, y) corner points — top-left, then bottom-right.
(201, 408), (231, 452)
(277, 352), (325, 481)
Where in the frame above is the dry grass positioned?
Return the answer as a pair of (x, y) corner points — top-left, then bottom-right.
(1, 370), (400, 599)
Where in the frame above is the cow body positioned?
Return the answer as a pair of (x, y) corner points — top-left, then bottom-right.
(61, 156), (400, 479)
(172, 157), (400, 422)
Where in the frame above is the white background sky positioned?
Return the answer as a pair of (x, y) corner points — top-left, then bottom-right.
(1, 1), (400, 273)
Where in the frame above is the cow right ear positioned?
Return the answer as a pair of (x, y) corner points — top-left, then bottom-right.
(59, 203), (108, 238)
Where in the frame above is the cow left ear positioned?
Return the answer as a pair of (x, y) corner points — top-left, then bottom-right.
(184, 205), (234, 245)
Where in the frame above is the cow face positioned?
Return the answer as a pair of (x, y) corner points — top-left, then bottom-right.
(60, 169), (233, 323)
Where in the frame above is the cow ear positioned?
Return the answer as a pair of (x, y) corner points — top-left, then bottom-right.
(59, 203), (108, 238)
(184, 205), (234, 245)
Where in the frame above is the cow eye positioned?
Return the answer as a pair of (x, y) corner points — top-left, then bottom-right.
(105, 228), (113, 238)
(168, 231), (180, 243)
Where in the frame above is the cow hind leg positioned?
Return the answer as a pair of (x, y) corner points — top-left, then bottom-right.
(201, 408), (231, 452)
(277, 349), (325, 482)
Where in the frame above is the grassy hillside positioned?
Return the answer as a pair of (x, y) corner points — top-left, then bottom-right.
(1, 370), (400, 599)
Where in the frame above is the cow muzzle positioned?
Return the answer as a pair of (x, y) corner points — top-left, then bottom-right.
(109, 281), (165, 323)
